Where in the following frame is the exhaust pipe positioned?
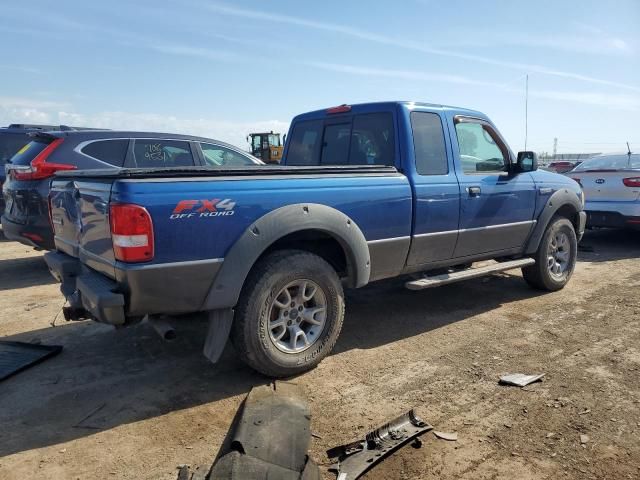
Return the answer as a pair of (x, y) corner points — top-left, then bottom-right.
(147, 316), (176, 341)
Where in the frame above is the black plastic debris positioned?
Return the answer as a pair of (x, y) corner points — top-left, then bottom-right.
(327, 409), (432, 480)
(0, 341), (62, 381)
(210, 381), (321, 480)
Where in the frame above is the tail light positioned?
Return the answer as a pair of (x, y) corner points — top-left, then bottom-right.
(11, 138), (75, 180)
(622, 177), (640, 187)
(110, 204), (154, 262)
(570, 177), (582, 187)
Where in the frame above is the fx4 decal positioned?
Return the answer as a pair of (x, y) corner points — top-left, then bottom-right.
(170, 199), (236, 219)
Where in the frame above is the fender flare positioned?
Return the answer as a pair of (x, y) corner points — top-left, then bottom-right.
(202, 203), (371, 310)
(525, 188), (582, 255)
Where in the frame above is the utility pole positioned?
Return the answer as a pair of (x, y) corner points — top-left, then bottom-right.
(553, 137), (558, 160)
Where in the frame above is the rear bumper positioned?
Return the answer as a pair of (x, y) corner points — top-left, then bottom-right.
(586, 211), (640, 229)
(44, 251), (224, 325)
(584, 200), (640, 229)
(45, 251), (126, 325)
(0, 214), (55, 249)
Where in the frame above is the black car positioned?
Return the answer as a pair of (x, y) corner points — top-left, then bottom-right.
(2, 130), (262, 249)
(0, 124), (69, 217)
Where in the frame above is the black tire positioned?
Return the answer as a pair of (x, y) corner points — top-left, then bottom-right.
(522, 216), (577, 291)
(231, 249), (345, 377)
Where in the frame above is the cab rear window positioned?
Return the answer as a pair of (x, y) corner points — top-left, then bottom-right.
(286, 113), (395, 166)
(6, 140), (50, 166)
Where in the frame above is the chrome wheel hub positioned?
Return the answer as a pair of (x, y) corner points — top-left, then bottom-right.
(268, 280), (327, 353)
(547, 231), (571, 279)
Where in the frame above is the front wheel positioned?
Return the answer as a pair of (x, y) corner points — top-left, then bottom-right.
(522, 216), (577, 291)
(231, 249), (345, 377)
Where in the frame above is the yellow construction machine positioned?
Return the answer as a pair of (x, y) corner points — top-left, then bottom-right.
(247, 131), (284, 164)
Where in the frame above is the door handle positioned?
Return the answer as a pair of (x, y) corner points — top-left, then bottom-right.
(467, 186), (481, 197)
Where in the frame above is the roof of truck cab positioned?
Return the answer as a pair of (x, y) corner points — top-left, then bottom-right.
(291, 101), (487, 121)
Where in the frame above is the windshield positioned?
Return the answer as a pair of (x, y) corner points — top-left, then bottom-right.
(572, 154), (640, 171)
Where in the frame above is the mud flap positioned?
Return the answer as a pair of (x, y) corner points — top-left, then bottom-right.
(203, 309), (233, 364)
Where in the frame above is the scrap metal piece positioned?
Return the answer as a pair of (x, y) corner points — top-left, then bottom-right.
(0, 341), (62, 381)
(327, 409), (432, 480)
(499, 373), (545, 387)
(210, 381), (321, 479)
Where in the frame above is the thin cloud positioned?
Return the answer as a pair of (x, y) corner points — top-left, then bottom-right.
(0, 97), (69, 109)
(306, 61), (503, 88)
(0, 104), (288, 149)
(526, 89), (640, 111)
(201, 2), (640, 93)
(0, 65), (41, 75)
(150, 44), (236, 62)
(305, 62), (640, 111)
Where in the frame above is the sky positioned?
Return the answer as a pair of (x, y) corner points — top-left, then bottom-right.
(0, 0), (638, 154)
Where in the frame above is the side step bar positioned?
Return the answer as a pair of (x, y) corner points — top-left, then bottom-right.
(405, 258), (535, 291)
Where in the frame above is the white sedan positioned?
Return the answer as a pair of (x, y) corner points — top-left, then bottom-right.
(569, 153), (640, 229)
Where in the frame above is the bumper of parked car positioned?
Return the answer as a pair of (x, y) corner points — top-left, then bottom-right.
(0, 214), (55, 249)
(585, 200), (640, 229)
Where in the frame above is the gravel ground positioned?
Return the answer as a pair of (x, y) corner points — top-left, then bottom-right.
(0, 228), (638, 480)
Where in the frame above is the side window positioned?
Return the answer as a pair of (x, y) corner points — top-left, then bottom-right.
(349, 113), (395, 166)
(410, 112), (447, 175)
(454, 121), (507, 174)
(320, 123), (351, 165)
(133, 139), (195, 168)
(81, 139), (129, 167)
(286, 120), (322, 166)
(201, 143), (255, 167)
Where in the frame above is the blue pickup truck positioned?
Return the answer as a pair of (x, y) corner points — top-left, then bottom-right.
(44, 101), (585, 377)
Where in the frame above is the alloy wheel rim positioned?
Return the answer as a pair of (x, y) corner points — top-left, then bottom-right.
(547, 231), (571, 279)
(268, 279), (327, 353)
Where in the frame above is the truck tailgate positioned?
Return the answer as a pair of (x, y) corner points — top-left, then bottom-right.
(49, 178), (117, 279)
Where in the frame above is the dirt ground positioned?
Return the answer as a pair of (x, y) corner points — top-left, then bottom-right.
(0, 228), (639, 480)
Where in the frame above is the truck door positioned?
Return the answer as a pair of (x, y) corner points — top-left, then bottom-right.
(406, 110), (461, 266)
(450, 116), (536, 257)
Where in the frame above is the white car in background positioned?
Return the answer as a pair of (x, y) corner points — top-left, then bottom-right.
(569, 153), (640, 230)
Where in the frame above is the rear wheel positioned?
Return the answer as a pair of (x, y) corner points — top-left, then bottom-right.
(231, 249), (344, 377)
(522, 216), (577, 291)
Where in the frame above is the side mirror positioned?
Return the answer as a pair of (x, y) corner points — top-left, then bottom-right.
(516, 151), (538, 172)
